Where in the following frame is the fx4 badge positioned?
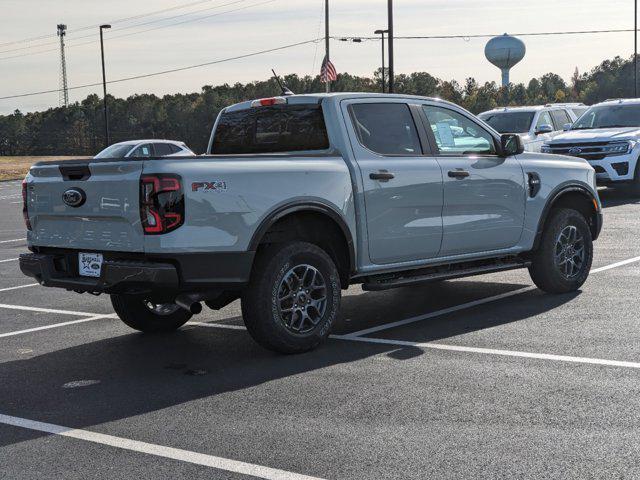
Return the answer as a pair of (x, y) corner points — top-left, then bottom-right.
(192, 181), (227, 192)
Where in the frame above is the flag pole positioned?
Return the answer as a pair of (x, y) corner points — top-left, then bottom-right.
(325, 0), (330, 93)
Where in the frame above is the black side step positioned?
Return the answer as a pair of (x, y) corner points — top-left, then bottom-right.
(362, 258), (531, 291)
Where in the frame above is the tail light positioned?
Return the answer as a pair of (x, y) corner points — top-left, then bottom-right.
(140, 174), (184, 235)
(22, 178), (32, 231)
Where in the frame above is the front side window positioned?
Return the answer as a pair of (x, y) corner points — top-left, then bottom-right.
(536, 111), (553, 129)
(550, 110), (571, 129)
(423, 105), (496, 155)
(350, 103), (422, 156)
(572, 104), (640, 130)
(479, 111), (534, 134)
(130, 144), (153, 158)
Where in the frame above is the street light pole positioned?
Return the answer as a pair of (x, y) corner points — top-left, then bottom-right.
(99, 24), (111, 148)
(375, 29), (388, 93)
(635, 0), (638, 97)
(387, 0), (394, 93)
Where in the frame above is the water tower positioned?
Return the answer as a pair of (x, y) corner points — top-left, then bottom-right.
(485, 34), (526, 87)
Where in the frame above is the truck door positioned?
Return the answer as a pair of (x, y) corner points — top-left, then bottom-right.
(420, 103), (526, 257)
(343, 100), (443, 265)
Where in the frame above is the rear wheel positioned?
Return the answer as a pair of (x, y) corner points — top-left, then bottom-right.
(529, 208), (593, 293)
(111, 294), (192, 333)
(241, 241), (341, 354)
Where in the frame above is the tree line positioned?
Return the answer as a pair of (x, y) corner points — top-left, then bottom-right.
(0, 54), (636, 156)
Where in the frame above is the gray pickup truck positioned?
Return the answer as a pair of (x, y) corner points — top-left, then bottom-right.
(20, 93), (603, 353)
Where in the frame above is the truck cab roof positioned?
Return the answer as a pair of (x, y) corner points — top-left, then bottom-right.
(223, 93), (450, 113)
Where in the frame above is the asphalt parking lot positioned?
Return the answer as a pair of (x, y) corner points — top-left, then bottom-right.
(2, 179), (640, 480)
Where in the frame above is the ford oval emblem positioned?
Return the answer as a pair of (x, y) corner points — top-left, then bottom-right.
(568, 147), (583, 155)
(62, 188), (86, 208)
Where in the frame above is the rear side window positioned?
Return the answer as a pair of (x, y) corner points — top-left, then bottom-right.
(154, 143), (174, 156)
(212, 105), (329, 154)
(350, 103), (422, 155)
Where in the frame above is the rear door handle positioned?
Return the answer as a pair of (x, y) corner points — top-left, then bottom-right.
(369, 170), (395, 182)
(448, 169), (470, 179)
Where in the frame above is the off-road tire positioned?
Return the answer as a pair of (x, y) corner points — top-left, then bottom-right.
(529, 208), (593, 294)
(111, 294), (192, 333)
(241, 241), (341, 354)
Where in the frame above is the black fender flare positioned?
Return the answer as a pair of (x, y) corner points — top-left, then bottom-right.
(248, 200), (356, 274)
(533, 183), (601, 250)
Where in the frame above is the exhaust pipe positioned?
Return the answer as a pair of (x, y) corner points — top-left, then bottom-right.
(175, 294), (204, 315)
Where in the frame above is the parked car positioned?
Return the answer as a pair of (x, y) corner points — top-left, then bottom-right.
(94, 140), (195, 158)
(478, 104), (580, 152)
(542, 98), (640, 194)
(20, 93), (602, 353)
(552, 102), (589, 118)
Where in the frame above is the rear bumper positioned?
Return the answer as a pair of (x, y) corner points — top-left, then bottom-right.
(20, 249), (254, 295)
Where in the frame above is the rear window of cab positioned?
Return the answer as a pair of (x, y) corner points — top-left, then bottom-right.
(211, 105), (329, 154)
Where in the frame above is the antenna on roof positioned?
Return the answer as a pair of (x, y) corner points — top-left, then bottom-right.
(271, 69), (294, 96)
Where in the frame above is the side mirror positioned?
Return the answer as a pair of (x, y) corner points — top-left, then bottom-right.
(501, 134), (525, 156)
(535, 124), (554, 135)
(562, 123), (572, 131)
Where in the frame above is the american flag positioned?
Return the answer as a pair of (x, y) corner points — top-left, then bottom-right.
(320, 55), (337, 82)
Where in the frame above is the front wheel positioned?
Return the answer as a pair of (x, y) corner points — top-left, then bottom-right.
(528, 208), (593, 294)
(111, 294), (192, 333)
(241, 241), (341, 354)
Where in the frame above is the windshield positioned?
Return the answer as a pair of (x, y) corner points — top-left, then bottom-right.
(479, 112), (534, 134)
(94, 144), (133, 158)
(572, 104), (640, 130)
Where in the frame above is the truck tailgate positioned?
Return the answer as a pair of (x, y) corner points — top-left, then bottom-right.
(26, 160), (144, 252)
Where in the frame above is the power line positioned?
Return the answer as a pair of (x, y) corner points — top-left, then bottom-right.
(0, 0), (274, 62)
(0, 38), (321, 101)
(336, 28), (635, 42)
(0, 0), (250, 55)
(0, 0), (216, 48)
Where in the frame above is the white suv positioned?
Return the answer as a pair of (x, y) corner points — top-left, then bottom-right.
(542, 99), (640, 193)
(479, 104), (581, 152)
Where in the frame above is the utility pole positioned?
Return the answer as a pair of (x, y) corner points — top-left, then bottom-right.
(325, 0), (330, 93)
(387, 0), (394, 93)
(375, 29), (388, 93)
(99, 24), (111, 148)
(57, 24), (69, 107)
(635, 0), (638, 97)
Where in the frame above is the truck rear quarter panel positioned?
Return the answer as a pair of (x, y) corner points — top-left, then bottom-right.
(141, 156), (356, 254)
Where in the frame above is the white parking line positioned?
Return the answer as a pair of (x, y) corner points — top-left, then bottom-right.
(346, 254), (640, 338)
(0, 414), (326, 480)
(0, 238), (24, 244)
(0, 283), (38, 293)
(342, 287), (536, 339)
(0, 315), (115, 339)
(0, 258), (18, 263)
(334, 335), (640, 370)
(0, 303), (109, 317)
(591, 255), (640, 273)
(189, 321), (247, 330)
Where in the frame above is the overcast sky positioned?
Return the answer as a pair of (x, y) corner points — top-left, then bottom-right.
(0, 0), (635, 114)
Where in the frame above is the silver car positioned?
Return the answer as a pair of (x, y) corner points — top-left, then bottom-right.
(95, 139), (195, 158)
